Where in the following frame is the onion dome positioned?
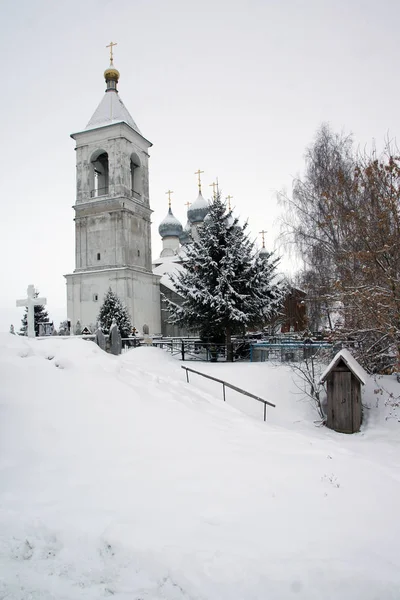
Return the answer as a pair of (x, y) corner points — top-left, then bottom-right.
(179, 220), (191, 245)
(104, 42), (120, 92)
(104, 66), (120, 90)
(259, 246), (269, 259)
(158, 207), (183, 239)
(187, 191), (209, 224)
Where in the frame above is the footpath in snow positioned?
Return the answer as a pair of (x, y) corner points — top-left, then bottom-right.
(0, 333), (399, 599)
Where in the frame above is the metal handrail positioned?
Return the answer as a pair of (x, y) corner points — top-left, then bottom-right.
(181, 365), (275, 422)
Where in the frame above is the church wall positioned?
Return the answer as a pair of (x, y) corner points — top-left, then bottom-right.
(160, 284), (192, 337)
(74, 207), (152, 272)
(66, 268), (161, 335)
(73, 124), (150, 206)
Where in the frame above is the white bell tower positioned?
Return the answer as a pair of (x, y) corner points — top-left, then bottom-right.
(65, 44), (161, 334)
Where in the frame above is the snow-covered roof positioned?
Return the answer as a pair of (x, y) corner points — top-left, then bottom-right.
(153, 258), (185, 293)
(320, 348), (367, 385)
(85, 90), (141, 134)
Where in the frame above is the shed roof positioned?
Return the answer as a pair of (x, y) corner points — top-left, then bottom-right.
(320, 348), (367, 385)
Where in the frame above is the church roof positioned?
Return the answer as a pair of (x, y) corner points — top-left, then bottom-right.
(153, 256), (185, 293)
(85, 90), (142, 134)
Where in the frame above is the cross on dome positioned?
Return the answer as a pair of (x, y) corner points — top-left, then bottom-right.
(165, 189), (174, 208)
(194, 169), (204, 192)
(106, 41), (118, 66)
(209, 179), (219, 199)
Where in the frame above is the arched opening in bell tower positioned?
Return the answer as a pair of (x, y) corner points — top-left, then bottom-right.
(130, 153), (141, 200)
(90, 150), (109, 198)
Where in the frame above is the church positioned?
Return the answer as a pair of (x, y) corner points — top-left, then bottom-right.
(65, 47), (211, 336)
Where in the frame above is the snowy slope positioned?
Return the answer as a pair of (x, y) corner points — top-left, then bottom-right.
(1, 334), (400, 599)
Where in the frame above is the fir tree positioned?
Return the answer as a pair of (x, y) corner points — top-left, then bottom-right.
(97, 288), (132, 338)
(164, 193), (285, 360)
(20, 291), (49, 336)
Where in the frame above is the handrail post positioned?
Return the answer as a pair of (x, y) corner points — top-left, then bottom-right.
(185, 368), (189, 383)
(223, 383), (226, 402)
(263, 402), (267, 422)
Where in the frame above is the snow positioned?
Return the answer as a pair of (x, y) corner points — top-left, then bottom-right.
(320, 348), (368, 384)
(153, 257), (185, 292)
(1, 333), (400, 598)
(84, 90), (141, 134)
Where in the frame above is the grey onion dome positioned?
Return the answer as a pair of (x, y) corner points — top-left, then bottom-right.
(158, 207), (183, 238)
(259, 246), (269, 259)
(187, 191), (209, 224)
(179, 220), (191, 245)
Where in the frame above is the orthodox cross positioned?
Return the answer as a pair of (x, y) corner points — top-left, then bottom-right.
(194, 169), (204, 192)
(106, 41), (117, 65)
(209, 179), (219, 199)
(16, 285), (47, 338)
(226, 195), (233, 211)
(184, 201), (191, 211)
(259, 230), (267, 248)
(166, 189), (174, 208)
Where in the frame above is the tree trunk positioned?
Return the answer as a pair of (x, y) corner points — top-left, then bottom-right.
(226, 327), (233, 362)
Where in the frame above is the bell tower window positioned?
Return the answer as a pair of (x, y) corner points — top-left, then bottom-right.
(90, 151), (109, 198)
(130, 153), (141, 200)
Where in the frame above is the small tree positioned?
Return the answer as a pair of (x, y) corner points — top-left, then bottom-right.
(20, 291), (49, 336)
(164, 193), (285, 360)
(98, 288), (132, 338)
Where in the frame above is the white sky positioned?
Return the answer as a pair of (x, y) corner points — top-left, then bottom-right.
(1, 0), (399, 331)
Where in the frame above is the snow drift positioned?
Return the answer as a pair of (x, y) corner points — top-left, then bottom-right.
(0, 333), (399, 599)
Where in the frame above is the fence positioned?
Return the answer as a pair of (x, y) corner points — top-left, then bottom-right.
(181, 365), (275, 422)
(250, 341), (334, 362)
(152, 338), (251, 362)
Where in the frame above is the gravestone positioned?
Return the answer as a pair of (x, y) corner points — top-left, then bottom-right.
(94, 324), (106, 351)
(16, 285), (47, 338)
(109, 319), (122, 355)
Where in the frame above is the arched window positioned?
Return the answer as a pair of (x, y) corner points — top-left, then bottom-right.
(130, 153), (141, 200)
(90, 150), (109, 198)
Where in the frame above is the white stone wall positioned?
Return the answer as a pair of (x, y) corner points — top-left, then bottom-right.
(66, 267), (161, 335)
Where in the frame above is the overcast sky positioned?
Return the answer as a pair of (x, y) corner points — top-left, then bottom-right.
(1, 0), (399, 332)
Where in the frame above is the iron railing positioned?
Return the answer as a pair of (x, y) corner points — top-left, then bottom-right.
(152, 338), (251, 362)
(181, 365), (275, 422)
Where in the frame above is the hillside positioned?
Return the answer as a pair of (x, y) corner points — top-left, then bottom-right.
(1, 333), (399, 599)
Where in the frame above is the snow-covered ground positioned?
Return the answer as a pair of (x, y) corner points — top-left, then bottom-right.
(1, 333), (399, 599)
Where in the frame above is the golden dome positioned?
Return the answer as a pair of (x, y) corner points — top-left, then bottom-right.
(104, 67), (120, 82)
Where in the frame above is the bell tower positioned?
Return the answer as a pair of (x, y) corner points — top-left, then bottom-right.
(65, 45), (161, 334)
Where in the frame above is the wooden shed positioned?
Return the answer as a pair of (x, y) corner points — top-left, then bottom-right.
(320, 349), (367, 434)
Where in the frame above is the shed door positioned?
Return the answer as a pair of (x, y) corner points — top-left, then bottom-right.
(333, 371), (353, 433)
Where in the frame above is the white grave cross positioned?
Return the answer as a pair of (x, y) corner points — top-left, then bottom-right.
(16, 285), (47, 338)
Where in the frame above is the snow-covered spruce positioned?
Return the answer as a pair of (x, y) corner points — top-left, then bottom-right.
(164, 193), (285, 360)
(97, 288), (132, 338)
